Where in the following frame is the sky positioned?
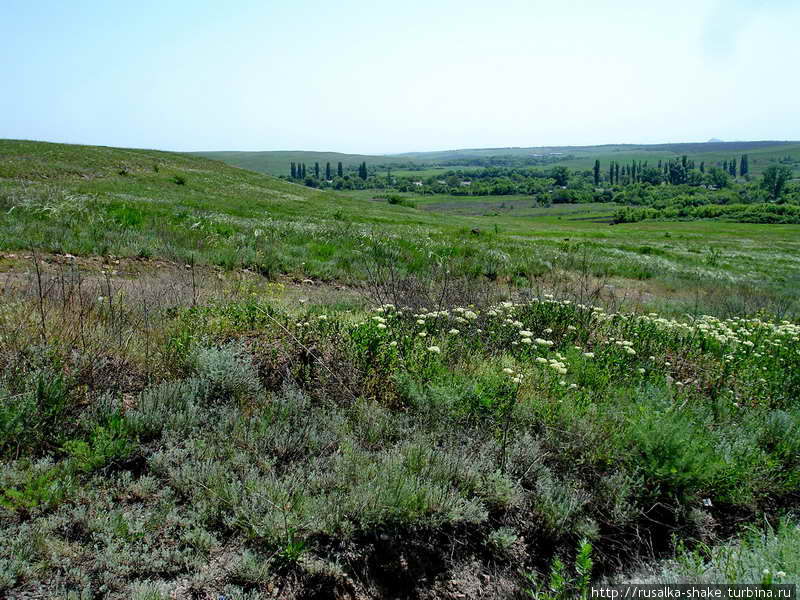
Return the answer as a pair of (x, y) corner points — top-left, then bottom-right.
(1, 0), (799, 154)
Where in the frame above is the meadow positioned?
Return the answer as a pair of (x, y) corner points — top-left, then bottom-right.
(0, 139), (799, 598)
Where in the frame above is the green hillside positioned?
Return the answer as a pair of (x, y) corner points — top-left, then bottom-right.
(0, 139), (460, 277)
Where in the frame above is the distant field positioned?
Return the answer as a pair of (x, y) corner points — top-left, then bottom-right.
(548, 143), (800, 176)
(191, 149), (397, 177)
(199, 140), (800, 177)
(349, 190), (616, 218)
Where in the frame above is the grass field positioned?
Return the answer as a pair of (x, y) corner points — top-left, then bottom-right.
(1, 140), (799, 598)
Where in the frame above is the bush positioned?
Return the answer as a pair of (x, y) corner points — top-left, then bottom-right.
(627, 409), (722, 503)
(192, 344), (262, 403)
(0, 370), (73, 458)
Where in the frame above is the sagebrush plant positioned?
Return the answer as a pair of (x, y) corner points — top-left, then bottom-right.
(1, 255), (799, 596)
(618, 516), (800, 585)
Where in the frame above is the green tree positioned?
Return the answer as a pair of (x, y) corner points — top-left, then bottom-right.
(337, 162), (343, 177)
(314, 162), (320, 178)
(301, 163), (306, 178)
(325, 162), (332, 180)
(640, 167), (663, 185)
(740, 154), (749, 177)
(761, 165), (792, 200)
(593, 160), (600, 185)
(290, 162), (296, 178)
(707, 166), (729, 189)
(550, 166), (569, 186)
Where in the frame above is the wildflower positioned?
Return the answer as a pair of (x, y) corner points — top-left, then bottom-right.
(776, 571), (786, 578)
(519, 330), (533, 337)
(389, 341), (397, 347)
(464, 310), (478, 320)
(427, 346), (441, 354)
(583, 352), (594, 358)
(502, 368), (514, 375)
(448, 328), (460, 335)
(521, 338), (532, 344)
(512, 376), (523, 384)
(377, 323), (387, 329)
(535, 357), (548, 364)
(567, 325), (576, 331)
(417, 319), (425, 325)
(638, 368), (645, 374)
(418, 332), (427, 338)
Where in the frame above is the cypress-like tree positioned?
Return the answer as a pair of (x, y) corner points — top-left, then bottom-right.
(337, 162), (343, 177)
(325, 162), (331, 180)
(301, 163), (306, 178)
(609, 161), (615, 184)
(700, 161), (705, 173)
(593, 160), (600, 185)
(729, 158), (736, 177)
(314, 162), (320, 178)
(615, 163), (620, 184)
(290, 162), (296, 178)
(740, 155), (749, 176)
(723, 160), (728, 174)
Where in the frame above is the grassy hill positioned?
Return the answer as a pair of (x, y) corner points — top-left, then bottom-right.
(1, 140), (800, 598)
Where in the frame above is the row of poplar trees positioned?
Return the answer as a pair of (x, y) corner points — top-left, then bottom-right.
(290, 161), (344, 179)
(290, 161), (370, 180)
(592, 154), (750, 185)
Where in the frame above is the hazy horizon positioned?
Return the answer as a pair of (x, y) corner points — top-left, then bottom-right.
(2, 0), (799, 154)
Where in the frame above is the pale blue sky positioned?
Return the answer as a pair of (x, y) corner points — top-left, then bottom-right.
(1, 0), (798, 153)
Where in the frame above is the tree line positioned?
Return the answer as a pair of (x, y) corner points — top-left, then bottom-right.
(290, 161), (370, 182)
